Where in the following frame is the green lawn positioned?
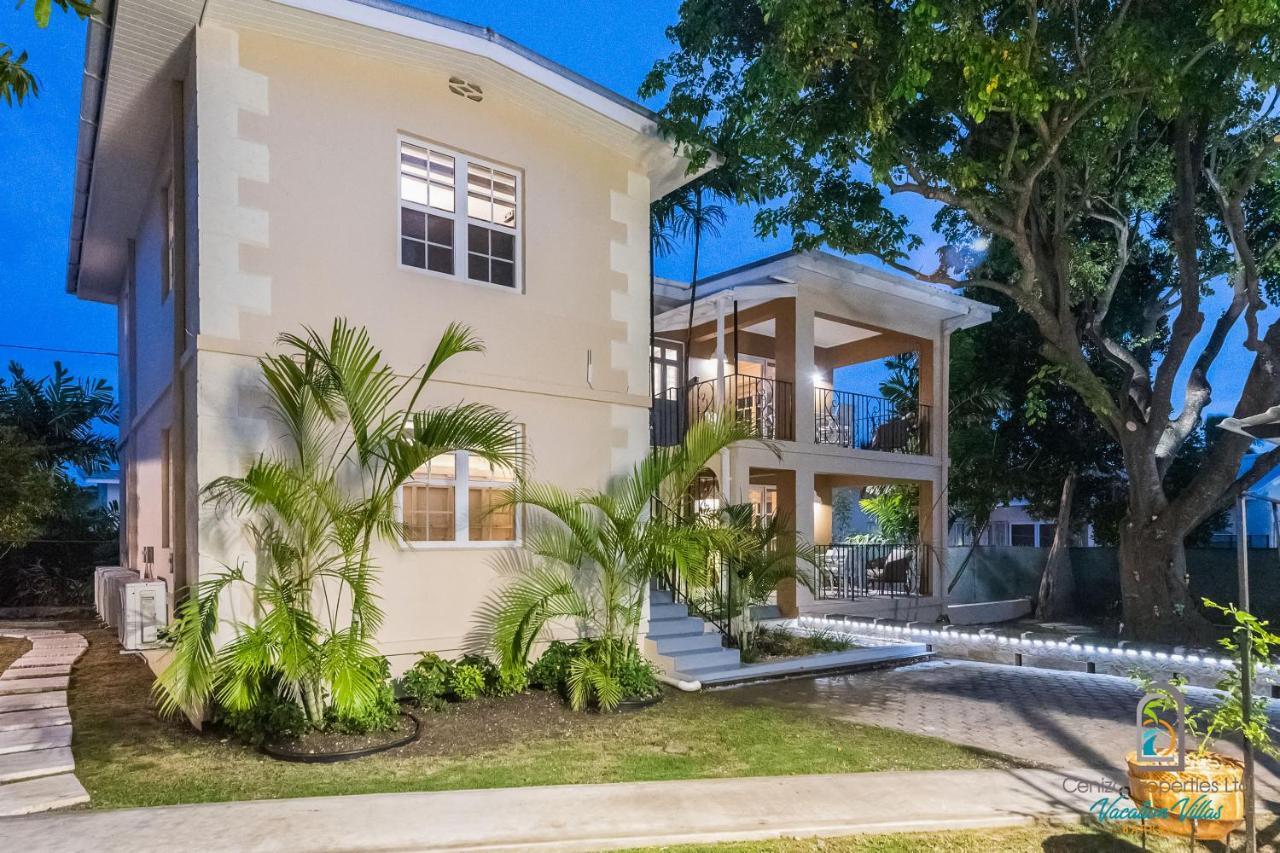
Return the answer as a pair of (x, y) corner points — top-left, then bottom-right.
(0, 636), (27, 672)
(627, 822), (1231, 852)
(64, 623), (1024, 809)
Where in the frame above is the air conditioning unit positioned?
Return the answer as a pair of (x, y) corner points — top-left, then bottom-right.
(118, 580), (168, 650)
(95, 567), (138, 625)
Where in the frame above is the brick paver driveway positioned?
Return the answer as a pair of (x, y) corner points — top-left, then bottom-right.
(723, 658), (1280, 802)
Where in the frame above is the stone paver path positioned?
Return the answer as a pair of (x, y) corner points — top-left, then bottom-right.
(725, 657), (1280, 805)
(0, 628), (89, 815)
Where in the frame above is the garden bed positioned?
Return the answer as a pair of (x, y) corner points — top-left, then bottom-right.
(262, 711), (420, 762)
(740, 626), (860, 664)
(59, 621), (1028, 810)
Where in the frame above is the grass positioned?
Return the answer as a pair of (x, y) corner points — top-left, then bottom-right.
(64, 622), (1025, 809)
(626, 822), (1229, 851)
(0, 636), (27, 672)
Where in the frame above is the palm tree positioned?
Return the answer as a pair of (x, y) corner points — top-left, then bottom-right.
(0, 361), (118, 475)
(715, 504), (816, 652)
(487, 417), (755, 711)
(650, 120), (760, 383)
(155, 319), (520, 726)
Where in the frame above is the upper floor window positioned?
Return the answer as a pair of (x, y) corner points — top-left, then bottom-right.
(399, 138), (520, 290)
(162, 180), (176, 299)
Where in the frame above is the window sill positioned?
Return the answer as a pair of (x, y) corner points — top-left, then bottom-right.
(397, 540), (523, 552)
(397, 262), (523, 295)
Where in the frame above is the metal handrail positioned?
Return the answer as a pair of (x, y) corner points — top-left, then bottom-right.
(814, 389), (931, 455)
(651, 375), (795, 447)
(814, 542), (934, 599)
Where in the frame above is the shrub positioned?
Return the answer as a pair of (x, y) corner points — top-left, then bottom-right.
(215, 687), (307, 746)
(400, 653), (453, 711)
(456, 653), (500, 693)
(528, 640), (578, 692)
(449, 663), (487, 701)
(492, 666), (528, 697)
(617, 653), (660, 701)
(327, 657), (399, 734)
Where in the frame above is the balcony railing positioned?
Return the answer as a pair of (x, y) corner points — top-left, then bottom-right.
(652, 375), (795, 447)
(814, 389), (931, 455)
(815, 542), (933, 599)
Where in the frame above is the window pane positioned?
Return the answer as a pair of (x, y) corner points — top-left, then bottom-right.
(401, 143), (455, 213)
(469, 489), (515, 541)
(490, 260), (514, 288)
(468, 453), (515, 483)
(466, 163), (518, 228)
(468, 223), (489, 253)
(468, 253), (489, 282)
(428, 246), (453, 274)
(401, 238), (425, 268)
(417, 452), (456, 480)
(1010, 524), (1035, 547)
(401, 207), (426, 241)
(403, 484), (455, 542)
(491, 230), (515, 261)
(427, 213), (453, 247)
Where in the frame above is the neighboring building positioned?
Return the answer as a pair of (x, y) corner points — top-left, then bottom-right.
(1209, 452), (1280, 549)
(68, 0), (993, 670)
(69, 0), (701, 667)
(652, 253), (993, 622)
(82, 467), (121, 510)
(948, 502), (1097, 549)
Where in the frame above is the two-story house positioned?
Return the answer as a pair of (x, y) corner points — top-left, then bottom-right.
(69, 0), (992, 680)
(68, 0), (704, 669)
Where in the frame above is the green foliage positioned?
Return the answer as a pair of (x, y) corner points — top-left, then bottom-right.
(486, 417), (761, 711)
(214, 687), (307, 746)
(155, 319), (519, 730)
(615, 653), (660, 701)
(648, 0), (1280, 638)
(400, 653), (453, 710)
(3, 1), (97, 106)
(492, 666), (528, 697)
(1134, 600), (1280, 760)
(527, 640), (581, 692)
(859, 485), (919, 543)
(327, 666), (399, 735)
(0, 362), (119, 603)
(448, 664), (487, 702)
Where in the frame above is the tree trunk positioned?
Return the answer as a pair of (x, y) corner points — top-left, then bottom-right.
(1117, 520), (1214, 644)
(1036, 469), (1077, 621)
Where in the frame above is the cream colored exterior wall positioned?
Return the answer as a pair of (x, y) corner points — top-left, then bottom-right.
(189, 23), (652, 667)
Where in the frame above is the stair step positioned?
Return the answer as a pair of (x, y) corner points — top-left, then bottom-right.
(646, 616), (705, 638)
(652, 632), (723, 654)
(649, 602), (689, 621)
(649, 588), (674, 605)
(663, 647), (740, 671)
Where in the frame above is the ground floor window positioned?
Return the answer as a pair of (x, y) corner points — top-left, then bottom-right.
(1010, 523), (1036, 547)
(399, 445), (519, 546)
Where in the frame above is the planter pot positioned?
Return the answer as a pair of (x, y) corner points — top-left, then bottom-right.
(1125, 751), (1244, 842)
(262, 711), (421, 764)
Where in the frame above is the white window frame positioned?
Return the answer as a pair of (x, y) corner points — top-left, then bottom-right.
(396, 134), (523, 294)
(396, 448), (522, 551)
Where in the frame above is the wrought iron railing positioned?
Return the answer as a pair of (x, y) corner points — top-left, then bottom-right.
(815, 542), (933, 599)
(814, 389), (931, 455)
(650, 497), (738, 642)
(651, 375), (795, 447)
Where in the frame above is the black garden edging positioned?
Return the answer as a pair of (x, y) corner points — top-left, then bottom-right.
(261, 710), (421, 764)
(613, 691), (663, 713)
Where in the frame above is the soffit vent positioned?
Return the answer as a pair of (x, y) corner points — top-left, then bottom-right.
(448, 76), (484, 102)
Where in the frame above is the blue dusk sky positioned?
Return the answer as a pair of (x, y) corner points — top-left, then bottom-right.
(0, 0), (1264, 416)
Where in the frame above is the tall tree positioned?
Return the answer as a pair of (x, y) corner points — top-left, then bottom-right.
(645, 0), (1280, 641)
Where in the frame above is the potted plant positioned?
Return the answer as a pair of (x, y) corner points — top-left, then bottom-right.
(1127, 599), (1279, 842)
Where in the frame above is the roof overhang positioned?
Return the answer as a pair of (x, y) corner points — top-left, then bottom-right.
(67, 0), (710, 300)
(654, 251), (997, 334)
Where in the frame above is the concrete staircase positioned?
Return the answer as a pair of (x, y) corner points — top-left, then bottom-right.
(645, 588), (934, 687)
(645, 588), (741, 680)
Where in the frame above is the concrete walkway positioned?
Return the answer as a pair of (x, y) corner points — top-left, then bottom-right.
(0, 767), (1105, 852)
(0, 628), (89, 816)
